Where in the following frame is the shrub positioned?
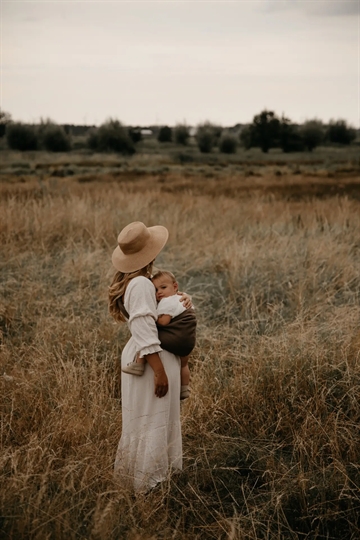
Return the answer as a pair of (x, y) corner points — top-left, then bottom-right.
(41, 123), (71, 152)
(195, 122), (222, 153)
(299, 119), (324, 152)
(174, 124), (190, 145)
(158, 126), (172, 143)
(6, 123), (38, 151)
(327, 120), (356, 145)
(196, 128), (214, 153)
(219, 132), (238, 154)
(88, 119), (135, 154)
(128, 127), (142, 144)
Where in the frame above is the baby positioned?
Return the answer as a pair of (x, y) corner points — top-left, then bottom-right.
(122, 270), (196, 400)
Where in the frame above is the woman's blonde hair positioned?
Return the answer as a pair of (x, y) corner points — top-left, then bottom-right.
(108, 262), (153, 323)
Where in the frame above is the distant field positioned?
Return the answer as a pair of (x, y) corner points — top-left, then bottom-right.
(1, 148), (360, 539)
(1, 144), (360, 201)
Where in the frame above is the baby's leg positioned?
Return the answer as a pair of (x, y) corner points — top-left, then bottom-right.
(180, 355), (190, 399)
(136, 353), (146, 365)
(180, 355), (190, 385)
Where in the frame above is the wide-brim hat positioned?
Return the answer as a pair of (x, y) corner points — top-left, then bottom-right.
(112, 221), (169, 273)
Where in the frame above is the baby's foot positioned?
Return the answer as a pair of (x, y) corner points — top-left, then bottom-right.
(180, 385), (190, 400)
(122, 356), (145, 376)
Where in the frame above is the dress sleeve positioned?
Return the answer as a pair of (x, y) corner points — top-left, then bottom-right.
(124, 276), (162, 357)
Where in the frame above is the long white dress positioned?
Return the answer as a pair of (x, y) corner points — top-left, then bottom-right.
(114, 276), (182, 492)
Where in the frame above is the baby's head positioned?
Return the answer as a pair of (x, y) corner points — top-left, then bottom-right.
(151, 271), (178, 302)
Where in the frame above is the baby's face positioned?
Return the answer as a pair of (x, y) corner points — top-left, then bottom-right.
(152, 276), (178, 302)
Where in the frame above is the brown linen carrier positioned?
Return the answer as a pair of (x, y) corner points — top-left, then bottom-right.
(117, 299), (196, 357)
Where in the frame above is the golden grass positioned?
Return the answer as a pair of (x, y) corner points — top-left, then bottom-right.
(1, 173), (360, 539)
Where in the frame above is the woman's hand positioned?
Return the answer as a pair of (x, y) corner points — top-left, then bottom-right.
(178, 291), (192, 309)
(153, 367), (169, 398)
(145, 352), (169, 398)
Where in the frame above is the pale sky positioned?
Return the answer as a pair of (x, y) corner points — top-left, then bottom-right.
(1, 0), (359, 127)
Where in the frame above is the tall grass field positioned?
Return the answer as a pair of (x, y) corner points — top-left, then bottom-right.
(1, 151), (360, 539)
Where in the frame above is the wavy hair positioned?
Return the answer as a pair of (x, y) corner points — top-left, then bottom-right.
(108, 262), (154, 323)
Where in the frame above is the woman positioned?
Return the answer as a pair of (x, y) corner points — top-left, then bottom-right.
(109, 221), (189, 493)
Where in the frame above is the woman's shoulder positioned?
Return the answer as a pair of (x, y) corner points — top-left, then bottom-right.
(126, 276), (154, 296)
(124, 275), (157, 313)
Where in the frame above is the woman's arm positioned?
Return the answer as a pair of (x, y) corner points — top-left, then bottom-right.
(145, 352), (168, 397)
(125, 277), (169, 398)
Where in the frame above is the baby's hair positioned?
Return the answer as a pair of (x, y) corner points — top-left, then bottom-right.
(151, 270), (177, 283)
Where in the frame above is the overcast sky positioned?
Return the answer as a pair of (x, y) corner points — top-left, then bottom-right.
(2, 0), (359, 127)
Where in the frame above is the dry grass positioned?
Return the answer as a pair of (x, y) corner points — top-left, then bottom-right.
(1, 171), (360, 539)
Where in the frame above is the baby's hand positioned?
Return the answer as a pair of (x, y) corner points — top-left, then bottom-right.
(178, 292), (192, 309)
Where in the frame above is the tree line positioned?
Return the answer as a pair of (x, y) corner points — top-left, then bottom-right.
(0, 109), (357, 155)
(239, 111), (357, 153)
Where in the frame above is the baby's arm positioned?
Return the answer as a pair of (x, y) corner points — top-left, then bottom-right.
(156, 297), (177, 326)
(157, 314), (172, 326)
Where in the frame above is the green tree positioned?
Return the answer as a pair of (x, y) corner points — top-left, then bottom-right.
(158, 126), (172, 143)
(279, 116), (304, 153)
(250, 110), (281, 153)
(299, 120), (324, 152)
(0, 110), (12, 138)
(87, 119), (135, 154)
(6, 123), (38, 151)
(327, 119), (356, 145)
(174, 124), (190, 145)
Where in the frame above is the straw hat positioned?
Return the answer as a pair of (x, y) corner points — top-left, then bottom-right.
(112, 221), (169, 273)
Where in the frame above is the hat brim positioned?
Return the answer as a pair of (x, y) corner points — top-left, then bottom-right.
(112, 225), (169, 273)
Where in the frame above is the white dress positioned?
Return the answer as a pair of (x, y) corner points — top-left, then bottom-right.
(114, 276), (182, 492)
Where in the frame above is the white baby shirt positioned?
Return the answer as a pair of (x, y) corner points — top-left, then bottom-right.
(157, 295), (186, 319)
